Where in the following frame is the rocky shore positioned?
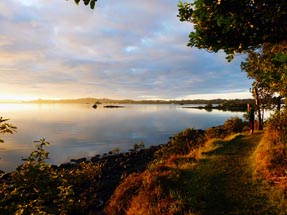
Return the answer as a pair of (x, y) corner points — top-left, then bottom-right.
(0, 143), (165, 213)
(62, 145), (161, 206)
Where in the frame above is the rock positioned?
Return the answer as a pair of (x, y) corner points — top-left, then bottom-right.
(71, 157), (87, 163)
(58, 162), (76, 169)
(104, 105), (124, 108)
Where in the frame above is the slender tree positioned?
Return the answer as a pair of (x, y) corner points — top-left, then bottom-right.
(241, 42), (287, 106)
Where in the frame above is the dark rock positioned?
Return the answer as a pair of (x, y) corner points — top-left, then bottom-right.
(71, 157), (87, 163)
(104, 105), (124, 108)
(58, 162), (76, 169)
(0, 172), (11, 181)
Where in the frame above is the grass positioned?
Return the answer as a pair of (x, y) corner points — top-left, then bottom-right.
(178, 132), (286, 215)
(105, 132), (287, 214)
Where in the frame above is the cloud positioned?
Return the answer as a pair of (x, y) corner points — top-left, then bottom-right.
(0, 0), (253, 101)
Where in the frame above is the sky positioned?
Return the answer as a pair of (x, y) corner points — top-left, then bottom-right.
(0, 0), (253, 101)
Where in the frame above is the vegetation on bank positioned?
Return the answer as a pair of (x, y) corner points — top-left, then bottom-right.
(0, 113), (287, 214)
(253, 108), (287, 192)
(1, 0), (285, 213)
(105, 114), (287, 215)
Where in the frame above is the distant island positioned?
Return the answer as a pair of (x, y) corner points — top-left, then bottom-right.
(23, 97), (255, 106)
(7, 97), (257, 112)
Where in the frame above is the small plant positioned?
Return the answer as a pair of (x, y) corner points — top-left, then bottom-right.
(258, 109), (287, 171)
(110, 147), (120, 154)
(0, 117), (17, 143)
(0, 139), (74, 215)
(223, 117), (244, 134)
(22, 138), (50, 163)
(206, 117), (245, 139)
(155, 128), (206, 161)
(205, 125), (226, 139)
(133, 141), (145, 152)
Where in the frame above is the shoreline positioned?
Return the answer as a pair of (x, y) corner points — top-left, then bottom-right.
(0, 142), (167, 211)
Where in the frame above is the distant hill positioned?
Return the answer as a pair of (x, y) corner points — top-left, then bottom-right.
(26, 98), (255, 106)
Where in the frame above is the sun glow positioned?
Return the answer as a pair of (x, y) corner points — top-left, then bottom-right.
(0, 94), (37, 102)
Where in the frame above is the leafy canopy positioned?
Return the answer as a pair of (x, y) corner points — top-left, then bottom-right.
(178, 0), (287, 61)
(68, 0), (97, 9)
(241, 42), (287, 98)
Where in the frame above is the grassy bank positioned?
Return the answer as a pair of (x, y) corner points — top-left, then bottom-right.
(182, 132), (286, 214)
(1, 116), (286, 214)
(105, 132), (287, 214)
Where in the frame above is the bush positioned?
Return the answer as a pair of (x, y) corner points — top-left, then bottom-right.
(253, 108), (287, 194)
(223, 117), (244, 134)
(206, 117), (245, 139)
(265, 109), (287, 148)
(154, 128), (206, 161)
(205, 125), (226, 139)
(105, 168), (184, 215)
(0, 139), (74, 215)
(259, 109), (287, 170)
(0, 139), (107, 215)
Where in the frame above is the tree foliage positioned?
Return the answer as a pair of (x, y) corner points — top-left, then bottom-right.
(69, 0), (97, 9)
(178, 0), (287, 61)
(241, 42), (287, 129)
(241, 42), (287, 106)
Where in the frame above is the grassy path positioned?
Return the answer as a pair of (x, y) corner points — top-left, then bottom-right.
(181, 132), (285, 215)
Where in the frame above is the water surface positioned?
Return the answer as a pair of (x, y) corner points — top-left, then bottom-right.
(0, 103), (243, 172)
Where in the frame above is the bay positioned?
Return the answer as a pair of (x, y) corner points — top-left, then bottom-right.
(0, 103), (243, 172)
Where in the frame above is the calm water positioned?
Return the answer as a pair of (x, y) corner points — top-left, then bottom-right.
(0, 103), (243, 172)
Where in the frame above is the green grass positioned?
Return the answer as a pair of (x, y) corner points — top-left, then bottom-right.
(176, 132), (287, 215)
(105, 132), (287, 214)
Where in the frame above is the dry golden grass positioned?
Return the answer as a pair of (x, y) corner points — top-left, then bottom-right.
(105, 133), (244, 215)
(252, 134), (287, 192)
(105, 167), (186, 215)
(252, 109), (287, 194)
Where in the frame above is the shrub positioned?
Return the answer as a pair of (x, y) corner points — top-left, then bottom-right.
(0, 139), (107, 215)
(258, 109), (287, 171)
(253, 108), (287, 192)
(0, 139), (74, 215)
(223, 117), (244, 134)
(265, 109), (287, 148)
(105, 168), (184, 215)
(205, 125), (226, 139)
(154, 128), (206, 161)
(206, 117), (245, 139)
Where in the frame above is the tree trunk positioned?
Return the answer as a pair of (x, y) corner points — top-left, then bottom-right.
(253, 83), (264, 130)
(277, 96), (282, 111)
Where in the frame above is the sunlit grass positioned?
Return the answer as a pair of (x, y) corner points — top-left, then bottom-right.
(106, 131), (287, 215)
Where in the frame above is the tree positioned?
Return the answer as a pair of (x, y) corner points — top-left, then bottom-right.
(178, 0), (287, 61)
(241, 42), (287, 129)
(68, 0), (97, 9)
(241, 42), (287, 104)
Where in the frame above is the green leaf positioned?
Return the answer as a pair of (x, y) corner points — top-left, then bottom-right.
(74, 0), (80, 5)
(90, 0), (96, 9)
(83, 0), (90, 5)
